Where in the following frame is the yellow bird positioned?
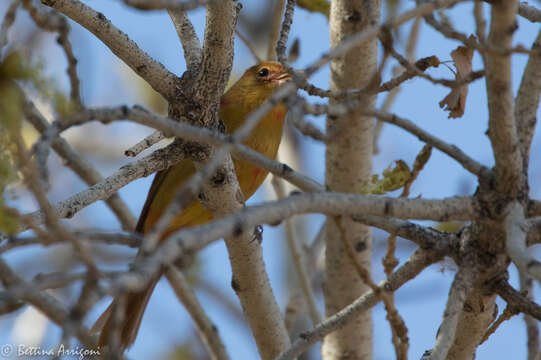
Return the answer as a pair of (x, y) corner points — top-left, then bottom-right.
(92, 61), (291, 349)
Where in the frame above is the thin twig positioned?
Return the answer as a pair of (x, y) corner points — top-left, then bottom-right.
(334, 217), (409, 360)
(165, 267), (229, 360)
(41, 0), (180, 101)
(236, 29), (262, 63)
(479, 305), (519, 344)
(22, 0), (82, 108)
(13, 132), (100, 276)
(0, 258), (98, 349)
(0, 0), (20, 54)
(272, 176), (322, 326)
(367, 109), (489, 178)
(276, 249), (444, 360)
(268, 0), (286, 60)
(275, 0), (296, 63)
(22, 94), (137, 231)
(0, 231), (140, 253)
(519, 274), (540, 360)
(124, 130), (166, 157)
(27, 141), (187, 229)
(383, 145), (432, 277)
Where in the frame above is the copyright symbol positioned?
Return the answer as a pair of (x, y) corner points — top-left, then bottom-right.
(0, 344), (13, 357)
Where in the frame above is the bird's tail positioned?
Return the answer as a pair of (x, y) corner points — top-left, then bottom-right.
(91, 275), (160, 350)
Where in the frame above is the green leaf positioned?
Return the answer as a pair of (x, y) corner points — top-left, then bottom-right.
(0, 52), (34, 81)
(0, 201), (19, 235)
(0, 50), (76, 118)
(0, 82), (23, 135)
(436, 222), (462, 233)
(297, 0), (330, 18)
(360, 160), (411, 195)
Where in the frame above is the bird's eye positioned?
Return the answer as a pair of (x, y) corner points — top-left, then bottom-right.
(257, 68), (270, 77)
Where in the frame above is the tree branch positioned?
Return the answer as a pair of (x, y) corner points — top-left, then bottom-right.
(493, 277), (541, 322)
(366, 109), (490, 178)
(41, 0), (180, 100)
(0, 257), (97, 349)
(165, 267), (229, 360)
(519, 274), (540, 360)
(484, 0), (523, 196)
(428, 268), (474, 360)
(505, 202), (541, 283)
(515, 30), (541, 173)
(27, 142), (187, 230)
(22, 96), (137, 231)
(168, 9), (202, 73)
(519, 1), (541, 23)
(276, 249), (444, 360)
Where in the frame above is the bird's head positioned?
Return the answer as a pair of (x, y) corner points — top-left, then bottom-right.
(227, 61), (292, 101)
(249, 61), (292, 88)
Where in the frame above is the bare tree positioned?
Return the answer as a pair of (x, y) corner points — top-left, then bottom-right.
(0, 0), (540, 359)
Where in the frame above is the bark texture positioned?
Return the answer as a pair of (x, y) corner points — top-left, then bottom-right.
(322, 0), (380, 359)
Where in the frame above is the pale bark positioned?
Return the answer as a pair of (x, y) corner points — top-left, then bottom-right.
(22, 96), (137, 231)
(445, 290), (497, 360)
(505, 202), (541, 282)
(431, 2), (525, 359)
(168, 9), (202, 73)
(322, 0), (380, 359)
(186, 2), (291, 358)
(429, 269), (474, 360)
(516, 30), (541, 172)
(484, 0), (522, 196)
(519, 274), (540, 360)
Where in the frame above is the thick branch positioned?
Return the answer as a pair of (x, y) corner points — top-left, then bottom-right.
(505, 202), (541, 283)
(519, 1), (541, 23)
(168, 9), (202, 73)
(123, 0), (209, 11)
(484, 0), (522, 196)
(353, 215), (456, 253)
(322, 0), (380, 357)
(428, 269), (474, 360)
(515, 30), (541, 173)
(189, 2), (291, 358)
(493, 278), (541, 321)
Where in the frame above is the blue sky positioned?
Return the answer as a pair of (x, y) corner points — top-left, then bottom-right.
(1, 1), (540, 359)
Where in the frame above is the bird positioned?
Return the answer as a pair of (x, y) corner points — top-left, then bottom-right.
(91, 61), (291, 350)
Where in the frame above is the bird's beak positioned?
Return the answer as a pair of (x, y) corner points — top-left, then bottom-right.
(273, 72), (292, 85)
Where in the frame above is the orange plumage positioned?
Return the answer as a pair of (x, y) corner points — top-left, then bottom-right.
(91, 62), (291, 349)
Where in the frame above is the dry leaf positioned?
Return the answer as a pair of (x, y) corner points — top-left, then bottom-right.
(439, 37), (475, 118)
